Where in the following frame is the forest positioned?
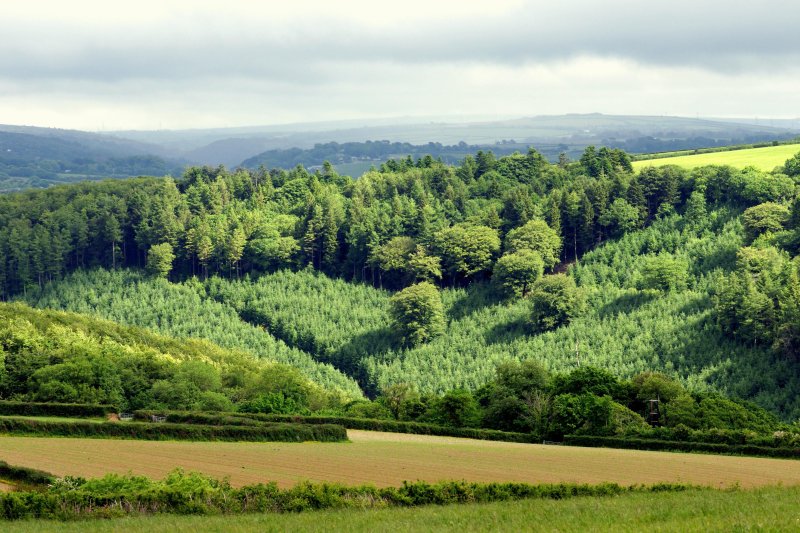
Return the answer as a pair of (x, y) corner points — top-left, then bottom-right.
(2, 144), (800, 434)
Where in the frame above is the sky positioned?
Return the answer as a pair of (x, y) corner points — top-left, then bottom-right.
(2, 0), (799, 131)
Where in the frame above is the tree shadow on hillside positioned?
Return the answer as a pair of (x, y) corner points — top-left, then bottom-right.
(597, 291), (659, 319)
(335, 326), (404, 398)
(335, 326), (400, 366)
(692, 246), (740, 276)
(484, 314), (531, 345)
(447, 283), (505, 321)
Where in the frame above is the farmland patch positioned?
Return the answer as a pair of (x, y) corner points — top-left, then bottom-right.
(1, 430), (799, 489)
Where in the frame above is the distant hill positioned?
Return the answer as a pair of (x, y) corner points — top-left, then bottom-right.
(240, 140), (529, 172)
(145, 113), (800, 168)
(2, 114), (798, 192)
(0, 125), (185, 192)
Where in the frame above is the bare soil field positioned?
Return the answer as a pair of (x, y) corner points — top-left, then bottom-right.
(0, 430), (799, 489)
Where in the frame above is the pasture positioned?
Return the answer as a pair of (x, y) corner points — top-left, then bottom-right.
(1, 430), (800, 489)
(632, 143), (800, 170)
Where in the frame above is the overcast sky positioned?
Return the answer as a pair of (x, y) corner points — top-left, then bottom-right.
(2, 0), (799, 131)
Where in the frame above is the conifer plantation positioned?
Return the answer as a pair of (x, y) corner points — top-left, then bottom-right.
(2, 146), (800, 433)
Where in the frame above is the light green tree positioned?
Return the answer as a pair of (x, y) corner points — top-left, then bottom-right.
(639, 255), (689, 292)
(146, 243), (175, 278)
(493, 249), (545, 298)
(434, 224), (500, 281)
(529, 274), (586, 331)
(742, 202), (790, 242)
(389, 282), (446, 346)
(504, 219), (562, 269)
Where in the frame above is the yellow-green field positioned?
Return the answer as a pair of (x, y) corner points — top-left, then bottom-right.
(2, 430), (800, 489)
(632, 143), (800, 170)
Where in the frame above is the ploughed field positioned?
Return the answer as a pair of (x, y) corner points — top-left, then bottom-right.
(1, 430), (799, 489)
(632, 143), (800, 170)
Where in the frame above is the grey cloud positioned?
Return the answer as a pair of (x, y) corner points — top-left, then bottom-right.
(0, 0), (798, 84)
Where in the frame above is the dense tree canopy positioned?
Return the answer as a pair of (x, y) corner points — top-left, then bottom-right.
(3, 145), (800, 423)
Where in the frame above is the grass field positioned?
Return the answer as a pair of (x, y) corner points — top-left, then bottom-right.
(632, 143), (800, 170)
(4, 486), (800, 532)
(1, 430), (800, 489)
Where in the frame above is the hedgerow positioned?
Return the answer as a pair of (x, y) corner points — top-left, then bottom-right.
(0, 469), (698, 520)
(229, 412), (538, 443)
(0, 460), (55, 487)
(0, 417), (346, 442)
(0, 401), (114, 418)
(564, 435), (800, 459)
(131, 410), (537, 443)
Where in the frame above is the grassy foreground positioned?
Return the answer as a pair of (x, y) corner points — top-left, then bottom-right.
(632, 143), (800, 170)
(4, 486), (799, 532)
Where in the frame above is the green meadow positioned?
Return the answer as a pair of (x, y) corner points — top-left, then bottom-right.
(633, 143), (800, 170)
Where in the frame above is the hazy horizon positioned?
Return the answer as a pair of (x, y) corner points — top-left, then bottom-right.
(2, 112), (799, 136)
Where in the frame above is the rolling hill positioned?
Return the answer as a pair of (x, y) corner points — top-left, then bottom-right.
(2, 114), (797, 194)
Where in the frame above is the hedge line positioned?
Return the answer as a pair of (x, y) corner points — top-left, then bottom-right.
(0, 469), (698, 521)
(130, 410), (536, 442)
(630, 139), (800, 161)
(133, 410), (264, 427)
(564, 435), (800, 459)
(0, 417), (347, 443)
(232, 413), (538, 443)
(628, 426), (800, 448)
(0, 401), (114, 418)
(0, 460), (55, 487)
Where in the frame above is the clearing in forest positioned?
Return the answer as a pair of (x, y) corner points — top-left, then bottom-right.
(0, 430), (799, 489)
